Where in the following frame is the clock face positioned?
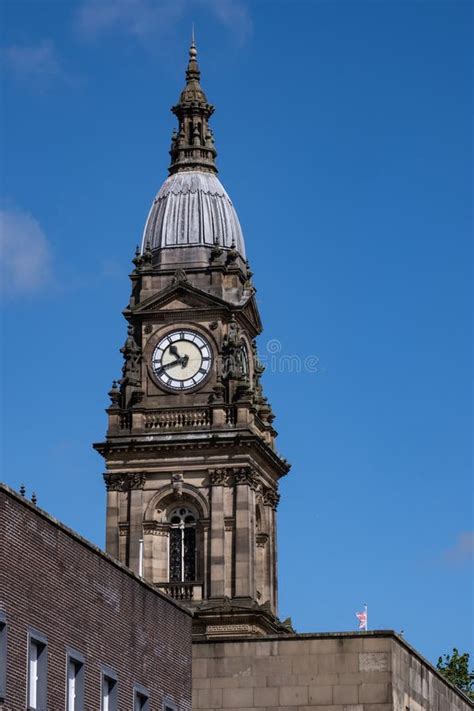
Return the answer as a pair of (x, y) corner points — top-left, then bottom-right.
(151, 330), (212, 390)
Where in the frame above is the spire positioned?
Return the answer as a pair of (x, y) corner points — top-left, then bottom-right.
(169, 40), (218, 175)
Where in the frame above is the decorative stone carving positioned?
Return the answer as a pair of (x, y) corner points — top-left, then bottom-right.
(209, 240), (223, 263)
(208, 383), (225, 403)
(103, 472), (146, 491)
(256, 532), (269, 548)
(206, 624), (260, 637)
(209, 468), (229, 486)
(263, 487), (280, 510)
(118, 523), (129, 536)
(144, 323), (153, 334)
(245, 260), (253, 282)
(225, 240), (238, 265)
(130, 388), (144, 407)
(251, 340), (274, 421)
(141, 241), (152, 270)
(108, 381), (121, 408)
(103, 472), (127, 492)
(234, 382), (253, 403)
(120, 324), (142, 387)
(143, 522), (168, 537)
(132, 245), (142, 273)
(224, 517), (234, 531)
(233, 467), (258, 490)
(172, 268), (188, 284)
(171, 472), (184, 497)
(129, 472), (146, 490)
(222, 315), (247, 382)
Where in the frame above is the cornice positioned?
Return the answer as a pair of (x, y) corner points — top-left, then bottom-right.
(95, 432), (290, 478)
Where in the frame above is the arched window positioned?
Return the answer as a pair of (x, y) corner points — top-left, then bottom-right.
(169, 507), (196, 582)
(256, 506), (262, 533)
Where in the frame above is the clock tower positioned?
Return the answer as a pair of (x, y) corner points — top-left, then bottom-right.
(94, 41), (290, 639)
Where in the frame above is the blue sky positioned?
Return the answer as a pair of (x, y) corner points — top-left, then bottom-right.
(1, 0), (472, 663)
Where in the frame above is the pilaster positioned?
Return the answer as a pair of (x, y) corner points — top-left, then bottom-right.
(103, 473), (123, 558)
(128, 472), (146, 574)
(233, 468), (256, 599)
(209, 469), (228, 597)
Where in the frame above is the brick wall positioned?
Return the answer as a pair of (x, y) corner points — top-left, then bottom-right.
(0, 484), (192, 710)
(192, 633), (472, 710)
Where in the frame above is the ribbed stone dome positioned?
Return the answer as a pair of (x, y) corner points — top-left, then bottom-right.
(142, 171), (246, 258)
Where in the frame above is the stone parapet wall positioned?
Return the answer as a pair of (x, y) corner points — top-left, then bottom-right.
(192, 632), (472, 711)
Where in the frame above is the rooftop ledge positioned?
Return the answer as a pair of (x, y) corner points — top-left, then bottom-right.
(193, 629), (473, 706)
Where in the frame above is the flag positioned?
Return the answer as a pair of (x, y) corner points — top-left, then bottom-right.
(356, 608), (367, 630)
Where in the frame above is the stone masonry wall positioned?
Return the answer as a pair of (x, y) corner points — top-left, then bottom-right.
(192, 633), (472, 711)
(391, 639), (471, 711)
(0, 484), (192, 711)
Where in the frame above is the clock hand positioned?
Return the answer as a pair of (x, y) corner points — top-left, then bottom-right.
(157, 358), (182, 374)
(169, 344), (180, 358)
(157, 355), (189, 375)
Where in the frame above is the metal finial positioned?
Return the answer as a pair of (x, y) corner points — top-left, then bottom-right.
(190, 25), (197, 59)
(31, 492), (37, 505)
(19, 484), (26, 496)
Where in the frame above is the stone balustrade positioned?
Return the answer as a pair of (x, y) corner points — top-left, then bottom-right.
(158, 582), (203, 601)
(144, 408), (211, 429)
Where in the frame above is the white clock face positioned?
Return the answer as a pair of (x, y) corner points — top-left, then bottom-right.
(152, 330), (212, 390)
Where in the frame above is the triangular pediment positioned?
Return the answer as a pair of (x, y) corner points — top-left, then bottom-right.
(131, 281), (232, 316)
(127, 281), (263, 336)
(160, 297), (194, 311)
(238, 292), (263, 334)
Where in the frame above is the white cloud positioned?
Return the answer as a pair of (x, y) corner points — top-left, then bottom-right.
(77, 0), (183, 39)
(1, 40), (62, 87)
(0, 208), (53, 294)
(76, 0), (251, 43)
(203, 0), (252, 42)
(442, 531), (474, 567)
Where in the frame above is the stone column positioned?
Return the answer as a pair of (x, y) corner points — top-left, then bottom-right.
(209, 469), (227, 598)
(202, 522), (209, 599)
(256, 530), (268, 604)
(233, 468), (255, 599)
(118, 523), (129, 564)
(143, 524), (167, 583)
(103, 473), (124, 559)
(128, 472), (146, 575)
(142, 524), (154, 582)
(264, 486), (280, 614)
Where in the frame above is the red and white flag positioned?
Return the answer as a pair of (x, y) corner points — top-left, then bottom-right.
(356, 606), (368, 630)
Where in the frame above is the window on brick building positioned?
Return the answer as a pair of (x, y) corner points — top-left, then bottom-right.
(0, 612), (6, 701)
(133, 684), (149, 711)
(101, 667), (118, 711)
(163, 700), (177, 711)
(66, 649), (84, 711)
(27, 630), (48, 710)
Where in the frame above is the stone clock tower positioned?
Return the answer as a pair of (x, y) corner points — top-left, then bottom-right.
(94, 41), (290, 639)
